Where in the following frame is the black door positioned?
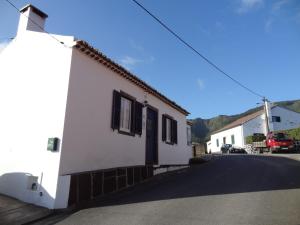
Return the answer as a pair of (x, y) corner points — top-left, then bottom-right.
(146, 107), (158, 164)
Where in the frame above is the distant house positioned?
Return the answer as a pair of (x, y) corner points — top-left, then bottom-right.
(210, 106), (300, 153)
(0, 5), (192, 209)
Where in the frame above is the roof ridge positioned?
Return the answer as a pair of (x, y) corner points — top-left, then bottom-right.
(212, 109), (264, 134)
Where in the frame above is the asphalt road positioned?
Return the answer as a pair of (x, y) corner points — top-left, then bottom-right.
(55, 154), (300, 225)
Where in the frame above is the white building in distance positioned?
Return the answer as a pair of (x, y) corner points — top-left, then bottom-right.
(210, 106), (300, 153)
(0, 5), (192, 209)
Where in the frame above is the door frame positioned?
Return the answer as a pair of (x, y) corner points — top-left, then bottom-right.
(145, 104), (159, 165)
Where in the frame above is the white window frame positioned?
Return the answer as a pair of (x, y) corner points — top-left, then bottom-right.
(119, 96), (132, 133)
(166, 117), (172, 143)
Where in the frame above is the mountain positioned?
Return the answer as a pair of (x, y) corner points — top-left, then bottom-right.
(191, 99), (300, 143)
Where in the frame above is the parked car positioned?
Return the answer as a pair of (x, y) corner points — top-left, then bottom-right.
(221, 144), (232, 153)
(229, 148), (247, 154)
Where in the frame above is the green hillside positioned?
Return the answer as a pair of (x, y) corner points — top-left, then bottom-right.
(191, 99), (300, 143)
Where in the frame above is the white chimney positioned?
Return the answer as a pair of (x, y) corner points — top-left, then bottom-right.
(17, 4), (48, 36)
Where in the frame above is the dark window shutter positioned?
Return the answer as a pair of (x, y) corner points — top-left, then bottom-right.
(162, 115), (166, 141)
(130, 100), (135, 134)
(111, 90), (121, 130)
(171, 119), (178, 144)
(134, 101), (143, 135)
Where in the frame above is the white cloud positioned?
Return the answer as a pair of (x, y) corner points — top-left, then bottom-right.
(265, 18), (273, 32)
(0, 41), (9, 53)
(129, 39), (144, 52)
(197, 78), (205, 90)
(237, 0), (264, 14)
(119, 56), (142, 70)
(272, 0), (289, 12)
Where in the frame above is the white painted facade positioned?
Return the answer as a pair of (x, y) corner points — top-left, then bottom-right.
(270, 107), (300, 131)
(210, 125), (244, 153)
(206, 140), (211, 153)
(60, 47), (192, 175)
(0, 5), (192, 209)
(210, 107), (300, 153)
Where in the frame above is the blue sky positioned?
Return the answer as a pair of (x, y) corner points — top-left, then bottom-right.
(0, 0), (299, 119)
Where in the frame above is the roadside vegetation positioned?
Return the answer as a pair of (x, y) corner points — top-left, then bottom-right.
(246, 127), (300, 144)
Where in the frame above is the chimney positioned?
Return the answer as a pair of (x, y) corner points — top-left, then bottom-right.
(17, 4), (48, 36)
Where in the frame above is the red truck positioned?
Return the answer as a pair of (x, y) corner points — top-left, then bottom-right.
(252, 132), (294, 153)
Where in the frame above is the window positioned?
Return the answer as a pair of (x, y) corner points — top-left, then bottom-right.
(162, 114), (177, 145)
(231, 135), (235, 145)
(111, 90), (144, 135)
(120, 97), (132, 132)
(216, 139), (219, 147)
(166, 117), (172, 143)
(187, 126), (192, 146)
(272, 116), (281, 122)
(223, 137), (226, 144)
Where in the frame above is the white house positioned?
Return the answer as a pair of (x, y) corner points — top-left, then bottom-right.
(0, 5), (192, 209)
(206, 140), (212, 153)
(210, 106), (300, 153)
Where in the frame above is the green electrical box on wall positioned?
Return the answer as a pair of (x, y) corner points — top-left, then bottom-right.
(47, 138), (59, 151)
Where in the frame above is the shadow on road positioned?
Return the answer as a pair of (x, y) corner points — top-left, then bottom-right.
(82, 155), (300, 209)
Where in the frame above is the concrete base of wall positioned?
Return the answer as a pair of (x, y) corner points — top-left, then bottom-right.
(67, 164), (189, 207)
(67, 165), (154, 207)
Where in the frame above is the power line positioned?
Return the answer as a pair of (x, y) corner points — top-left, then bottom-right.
(0, 37), (14, 40)
(5, 0), (67, 47)
(131, 0), (265, 99)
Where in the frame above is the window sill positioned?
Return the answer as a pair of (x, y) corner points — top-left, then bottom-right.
(165, 141), (174, 145)
(118, 130), (135, 137)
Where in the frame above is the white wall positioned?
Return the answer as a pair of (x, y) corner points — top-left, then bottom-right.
(242, 114), (266, 144)
(271, 107), (300, 131)
(206, 141), (211, 153)
(210, 126), (243, 152)
(59, 49), (192, 175)
(0, 31), (73, 209)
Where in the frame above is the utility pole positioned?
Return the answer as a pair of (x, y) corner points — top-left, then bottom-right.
(263, 97), (272, 134)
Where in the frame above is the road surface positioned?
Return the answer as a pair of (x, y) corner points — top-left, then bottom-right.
(55, 154), (300, 225)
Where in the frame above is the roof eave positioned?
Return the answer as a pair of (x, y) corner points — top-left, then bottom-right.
(73, 40), (190, 116)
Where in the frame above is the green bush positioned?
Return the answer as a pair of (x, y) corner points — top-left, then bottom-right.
(246, 136), (253, 144)
(246, 133), (265, 144)
(278, 127), (300, 140)
(246, 127), (300, 144)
